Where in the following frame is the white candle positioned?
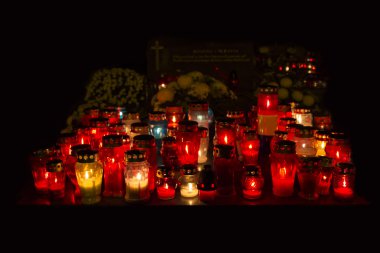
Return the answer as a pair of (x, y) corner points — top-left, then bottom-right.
(180, 183), (199, 198)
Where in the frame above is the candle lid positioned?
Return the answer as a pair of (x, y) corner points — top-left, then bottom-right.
(286, 123), (303, 131)
(298, 156), (321, 172)
(101, 108), (118, 117)
(293, 108), (311, 114)
(198, 127), (208, 138)
(213, 144), (235, 159)
(90, 117), (109, 128)
(123, 112), (140, 120)
(274, 130), (288, 139)
(226, 110), (245, 119)
(243, 130), (258, 139)
(133, 134), (156, 148)
(198, 165), (216, 191)
(216, 117), (235, 127)
(336, 162), (355, 174)
(149, 111), (167, 121)
(77, 150), (98, 163)
(102, 134), (123, 147)
(244, 165), (261, 177)
(70, 144), (91, 156)
(319, 156), (333, 168)
(162, 136), (176, 145)
(131, 122), (149, 133)
(315, 130), (330, 140)
(46, 159), (64, 172)
(57, 132), (77, 144)
(188, 102), (208, 111)
(156, 165), (175, 178)
(182, 164), (197, 175)
(329, 132), (347, 140)
(125, 150), (147, 162)
(178, 120), (198, 132)
(121, 134), (131, 144)
(274, 140), (296, 154)
(108, 123), (126, 133)
(165, 106), (183, 114)
(259, 85), (278, 94)
(295, 126), (314, 138)
(280, 117), (296, 125)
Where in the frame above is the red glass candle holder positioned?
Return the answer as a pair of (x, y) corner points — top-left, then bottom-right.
(297, 156), (320, 200)
(65, 144), (91, 196)
(101, 108), (120, 125)
(313, 113), (332, 130)
(99, 134), (125, 197)
(226, 109), (246, 125)
(213, 144), (238, 196)
(81, 107), (100, 127)
(241, 130), (260, 165)
(29, 147), (61, 194)
(314, 130), (330, 157)
(270, 140), (298, 197)
(277, 105), (292, 124)
(161, 136), (180, 171)
(278, 117), (296, 132)
(270, 130), (288, 154)
(108, 123), (126, 135)
(325, 132), (351, 166)
(214, 117), (236, 146)
(197, 165), (216, 202)
(293, 108), (313, 127)
(74, 126), (91, 145)
(176, 120), (200, 166)
(165, 106), (184, 129)
(317, 157), (334, 196)
(285, 123), (303, 141)
(132, 134), (157, 192)
(89, 118), (109, 150)
(257, 86), (278, 115)
(241, 165), (264, 200)
(46, 159), (66, 199)
(333, 162), (355, 201)
(156, 166), (177, 200)
(56, 132), (78, 160)
(130, 122), (149, 147)
(122, 112), (140, 134)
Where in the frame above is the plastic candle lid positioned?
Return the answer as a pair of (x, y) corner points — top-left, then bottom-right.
(198, 165), (216, 191)
(46, 159), (64, 172)
(133, 134), (156, 147)
(182, 164), (197, 175)
(149, 111), (166, 121)
(123, 112), (140, 120)
(131, 122), (149, 133)
(125, 150), (147, 162)
(213, 144), (235, 159)
(102, 134), (123, 147)
(70, 144), (91, 156)
(188, 102), (208, 111)
(244, 165), (261, 177)
(258, 85), (278, 94)
(274, 130), (288, 138)
(77, 150), (98, 163)
(156, 166), (174, 178)
(274, 140), (296, 154)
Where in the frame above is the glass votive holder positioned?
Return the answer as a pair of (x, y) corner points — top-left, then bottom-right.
(198, 127), (209, 164)
(241, 165), (264, 200)
(197, 165), (217, 202)
(333, 162), (355, 201)
(179, 164), (199, 198)
(278, 117), (296, 132)
(129, 122), (149, 147)
(56, 132), (78, 160)
(293, 107), (313, 127)
(317, 157), (334, 196)
(148, 111), (167, 150)
(122, 112), (140, 135)
(188, 102), (209, 129)
(156, 165), (177, 200)
(294, 126), (316, 156)
(165, 106), (184, 129)
(46, 159), (66, 199)
(297, 156), (321, 200)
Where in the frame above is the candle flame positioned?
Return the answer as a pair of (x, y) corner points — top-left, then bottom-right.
(343, 177), (347, 188)
(91, 129), (96, 135)
(336, 151), (340, 159)
(189, 183), (193, 191)
(54, 177), (57, 183)
(279, 167), (287, 178)
(302, 143), (306, 148)
(164, 183), (169, 190)
(81, 137), (84, 144)
(321, 141), (326, 149)
(172, 116), (176, 123)
(224, 135), (228, 144)
(266, 99), (270, 108)
(111, 158), (115, 163)
(323, 175), (327, 181)
(160, 83), (166, 88)
(45, 172), (49, 179)
(136, 172), (142, 181)
(185, 144), (189, 154)
(249, 144), (252, 149)
(68, 144), (72, 155)
(85, 171), (90, 179)
(251, 181), (256, 188)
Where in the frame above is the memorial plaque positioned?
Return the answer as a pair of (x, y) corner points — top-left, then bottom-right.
(147, 38), (256, 96)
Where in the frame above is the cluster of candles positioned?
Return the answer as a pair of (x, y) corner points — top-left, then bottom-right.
(29, 90), (357, 204)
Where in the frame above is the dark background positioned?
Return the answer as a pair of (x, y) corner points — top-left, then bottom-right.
(12, 5), (377, 205)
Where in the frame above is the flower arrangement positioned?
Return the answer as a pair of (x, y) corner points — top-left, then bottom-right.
(151, 71), (237, 112)
(63, 68), (146, 132)
(254, 45), (328, 113)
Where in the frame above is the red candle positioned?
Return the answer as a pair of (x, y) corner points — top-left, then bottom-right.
(46, 159), (66, 199)
(241, 165), (263, 200)
(325, 132), (351, 166)
(214, 118), (236, 146)
(334, 187), (354, 200)
(199, 190), (216, 202)
(157, 183), (176, 200)
(317, 158), (333, 196)
(333, 163), (355, 200)
(198, 165), (217, 202)
(166, 106), (184, 129)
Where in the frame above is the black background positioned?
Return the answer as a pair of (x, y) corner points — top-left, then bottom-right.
(11, 4), (377, 206)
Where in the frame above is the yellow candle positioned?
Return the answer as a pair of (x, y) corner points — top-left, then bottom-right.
(125, 172), (149, 201)
(77, 170), (103, 204)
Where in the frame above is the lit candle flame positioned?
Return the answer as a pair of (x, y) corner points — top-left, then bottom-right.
(188, 183), (193, 191)
(164, 183), (169, 190)
(69, 144), (72, 155)
(81, 137), (84, 144)
(279, 167), (287, 178)
(321, 141), (326, 149)
(224, 135), (228, 144)
(92, 129), (96, 135)
(185, 144), (189, 154)
(160, 83), (166, 88)
(251, 181), (256, 188)
(323, 175), (327, 181)
(54, 177), (57, 183)
(172, 116), (176, 123)
(266, 99), (270, 108)
(343, 177), (347, 188)
(336, 151), (340, 159)
(249, 144), (252, 149)
(111, 158), (115, 163)
(45, 172), (49, 179)
(85, 171), (90, 179)
(136, 172), (142, 181)
(302, 143), (306, 148)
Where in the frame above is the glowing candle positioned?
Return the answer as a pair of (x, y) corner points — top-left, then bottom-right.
(333, 162), (355, 200)
(317, 157), (334, 196)
(179, 165), (199, 198)
(156, 166), (177, 200)
(46, 159), (66, 199)
(241, 165), (264, 200)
